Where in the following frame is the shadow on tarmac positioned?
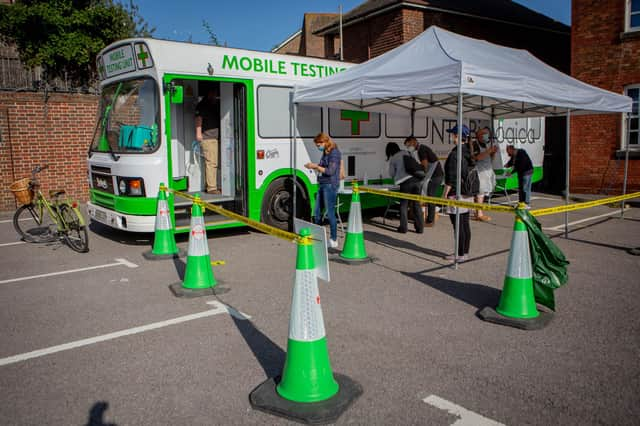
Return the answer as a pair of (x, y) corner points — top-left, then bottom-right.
(363, 229), (448, 259)
(89, 222), (153, 246)
(403, 271), (501, 309)
(229, 312), (285, 379)
(85, 401), (117, 426)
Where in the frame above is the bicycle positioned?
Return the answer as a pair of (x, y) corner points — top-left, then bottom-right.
(11, 165), (89, 253)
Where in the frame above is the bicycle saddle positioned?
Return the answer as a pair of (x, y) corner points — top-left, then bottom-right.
(49, 190), (66, 198)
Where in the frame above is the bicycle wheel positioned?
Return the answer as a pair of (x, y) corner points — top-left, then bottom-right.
(13, 204), (57, 243)
(59, 204), (89, 252)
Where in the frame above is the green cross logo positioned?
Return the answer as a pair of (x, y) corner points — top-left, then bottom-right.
(136, 44), (149, 67)
(340, 110), (370, 135)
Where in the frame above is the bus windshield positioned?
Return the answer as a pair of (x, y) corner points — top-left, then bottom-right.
(90, 77), (160, 154)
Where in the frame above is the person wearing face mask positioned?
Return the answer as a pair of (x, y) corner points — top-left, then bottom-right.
(386, 142), (424, 234)
(404, 136), (443, 227)
(471, 127), (498, 221)
(304, 132), (342, 249)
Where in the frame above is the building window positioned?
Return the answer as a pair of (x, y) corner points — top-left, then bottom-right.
(623, 85), (639, 149)
(626, 0), (640, 31)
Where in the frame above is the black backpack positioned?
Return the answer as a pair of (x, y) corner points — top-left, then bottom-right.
(462, 167), (480, 196)
(403, 153), (426, 179)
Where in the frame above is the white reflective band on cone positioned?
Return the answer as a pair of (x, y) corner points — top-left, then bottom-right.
(154, 200), (171, 230)
(187, 216), (209, 256)
(289, 269), (326, 341)
(506, 229), (532, 279)
(347, 201), (363, 234)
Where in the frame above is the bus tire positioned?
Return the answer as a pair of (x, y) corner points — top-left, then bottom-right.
(261, 177), (309, 231)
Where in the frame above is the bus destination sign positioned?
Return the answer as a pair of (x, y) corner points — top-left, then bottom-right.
(103, 45), (136, 78)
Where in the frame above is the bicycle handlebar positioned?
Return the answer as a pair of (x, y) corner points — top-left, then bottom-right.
(32, 164), (49, 175)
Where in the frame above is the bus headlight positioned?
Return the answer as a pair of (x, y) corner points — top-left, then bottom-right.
(117, 177), (145, 197)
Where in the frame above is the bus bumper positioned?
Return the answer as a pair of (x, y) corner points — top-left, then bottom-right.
(87, 202), (155, 233)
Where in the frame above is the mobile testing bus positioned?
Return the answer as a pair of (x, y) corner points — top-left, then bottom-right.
(87, 38), (544, 233)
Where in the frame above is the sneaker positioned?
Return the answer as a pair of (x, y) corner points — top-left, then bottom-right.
(328, 239), (338, 249)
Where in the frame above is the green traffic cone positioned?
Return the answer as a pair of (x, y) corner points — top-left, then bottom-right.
(496, 213), (539, 319)
(339, 184), (371, 263)
(143, 184), (182, 260)
(169, 195), (227, 297)
(276, 228), (339, 403)
(477, 205), (551, 330)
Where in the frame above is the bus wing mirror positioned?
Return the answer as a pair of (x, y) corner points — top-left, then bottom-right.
(170, 85), (184, 104)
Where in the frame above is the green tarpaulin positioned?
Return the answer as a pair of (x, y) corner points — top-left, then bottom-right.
(516, 210), (570, 311)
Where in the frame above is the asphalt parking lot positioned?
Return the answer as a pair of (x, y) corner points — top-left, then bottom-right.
(1, 192), (639, 426)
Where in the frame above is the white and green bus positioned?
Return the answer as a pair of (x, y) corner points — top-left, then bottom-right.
(87, 38), (544, 233)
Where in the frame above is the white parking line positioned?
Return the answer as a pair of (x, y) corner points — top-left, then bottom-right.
(0, 300), (248, 367)
(423, 395), (505, 426)
(543, 209), (627, 231)
(0, 241), (26, 247)
(0, 258), (138, 285)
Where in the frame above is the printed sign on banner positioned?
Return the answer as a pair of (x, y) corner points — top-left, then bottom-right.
(294, 218), (330, 283)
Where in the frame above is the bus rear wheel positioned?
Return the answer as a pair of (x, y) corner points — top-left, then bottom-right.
(261, 178), (309, 231)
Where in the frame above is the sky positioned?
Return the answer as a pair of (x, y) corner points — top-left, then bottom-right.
(131, 0), (571, 52)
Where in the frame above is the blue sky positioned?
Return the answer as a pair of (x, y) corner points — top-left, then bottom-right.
(131, 0), (571, 52)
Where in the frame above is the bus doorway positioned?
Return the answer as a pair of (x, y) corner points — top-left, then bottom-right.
(168, 78), (247, 229)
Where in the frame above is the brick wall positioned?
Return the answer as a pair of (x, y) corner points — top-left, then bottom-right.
(571, 0), (640, 193)
(0, 92), (98, 212)
(274, 33), (301, 55)
(344, 9), (405, 62)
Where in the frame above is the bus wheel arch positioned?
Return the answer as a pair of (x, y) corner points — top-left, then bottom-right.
(260, 176), (310, 231)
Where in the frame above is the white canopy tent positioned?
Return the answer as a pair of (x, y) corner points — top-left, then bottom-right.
(291, 26), (632, 260)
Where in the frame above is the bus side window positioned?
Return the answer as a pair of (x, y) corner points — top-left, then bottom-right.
(347, 155), (355, 177)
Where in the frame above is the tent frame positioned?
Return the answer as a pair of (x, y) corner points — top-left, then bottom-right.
(291, 94), (632, 264)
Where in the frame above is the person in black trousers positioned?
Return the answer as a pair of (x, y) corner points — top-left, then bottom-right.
(442, 125), (475, 262)
(404, 136), (444, 226)
(386, 142), (424, 234)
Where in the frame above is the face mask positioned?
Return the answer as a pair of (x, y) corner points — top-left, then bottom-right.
(406, 146), (415, 153)
(481, 133), (490, 143)
(317, 145), (325, 152)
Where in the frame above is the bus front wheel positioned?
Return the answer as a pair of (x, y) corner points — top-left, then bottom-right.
(261, 178), (309, 231)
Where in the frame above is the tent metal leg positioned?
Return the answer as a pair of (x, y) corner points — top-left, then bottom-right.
(622, 112), (631, 218)
(292, 99), (298, 223)
(565, 109), (571, 239)
(454, 92), (463, 268)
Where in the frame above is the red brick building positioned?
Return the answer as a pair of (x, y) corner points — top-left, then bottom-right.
(273, 13), (340, 58)
(275, 0), (571, 192)
(571, 0), (640, 193)
(276, 0), (570, 72)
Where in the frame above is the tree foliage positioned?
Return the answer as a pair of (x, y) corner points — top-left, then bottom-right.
(202, 20), (219, 46)
(0, 0), (155, 87)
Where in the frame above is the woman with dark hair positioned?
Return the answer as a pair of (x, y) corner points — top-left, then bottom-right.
(305, 133), (342, 248)
(386, 142), (424, 234)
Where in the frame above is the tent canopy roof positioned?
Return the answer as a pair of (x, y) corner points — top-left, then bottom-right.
(293, 26), (632, 119)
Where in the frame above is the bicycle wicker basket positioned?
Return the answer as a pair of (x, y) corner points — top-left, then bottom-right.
(9, 177), (34, 205)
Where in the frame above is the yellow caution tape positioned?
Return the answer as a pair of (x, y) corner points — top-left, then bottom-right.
(360, 186), (516, 213)
(529, 192), (640, 217)
(168, 189), (302, 243)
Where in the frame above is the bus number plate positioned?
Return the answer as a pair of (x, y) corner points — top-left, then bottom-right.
(94, 209), (107, 222)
